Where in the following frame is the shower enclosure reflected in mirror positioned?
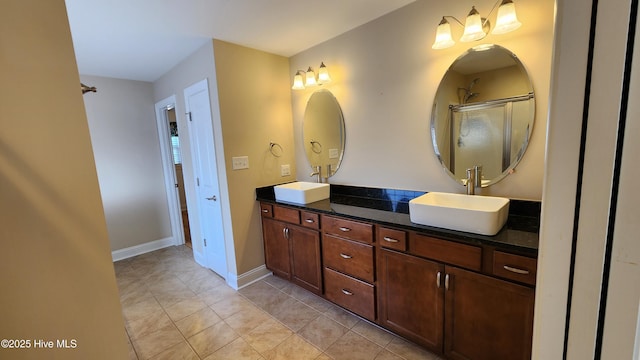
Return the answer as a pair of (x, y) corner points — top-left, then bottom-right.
(303, 89), (346, 180)
(431, 44), (535, 186)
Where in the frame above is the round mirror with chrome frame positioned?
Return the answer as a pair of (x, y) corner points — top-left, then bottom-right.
(303, 89), (346, 180)
(431, 44), (535, 187)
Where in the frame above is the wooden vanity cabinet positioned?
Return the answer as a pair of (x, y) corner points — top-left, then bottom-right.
(378, 248), (444, 353)
(321, 215), (376, 321)
(261, 204), (322, 295)
(262, 217), (292, 279)
(444, 266), (534, 360)
(260, 202), (537, 360)
(377, 226), (535, 360)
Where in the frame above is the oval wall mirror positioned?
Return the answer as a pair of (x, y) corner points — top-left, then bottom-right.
(303, 89), (346, 180)
(431, 44), (535, 187)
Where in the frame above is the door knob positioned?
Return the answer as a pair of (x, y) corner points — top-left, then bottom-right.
(206, 195), (217, 201)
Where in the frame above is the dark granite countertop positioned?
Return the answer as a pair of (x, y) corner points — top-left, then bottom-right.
(256, 184), (539, 256)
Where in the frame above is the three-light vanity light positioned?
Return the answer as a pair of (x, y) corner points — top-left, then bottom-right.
(432, 0), (522, 50)
(292, 62), (331, 90)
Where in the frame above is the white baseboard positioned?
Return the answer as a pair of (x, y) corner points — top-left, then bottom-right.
(226, 265), (272, 290)
(111, 237), (176, 262)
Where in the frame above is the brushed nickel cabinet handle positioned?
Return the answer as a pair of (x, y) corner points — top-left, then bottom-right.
(283, 227), (290, 240)
(340, 253), (352, 259)
(503, 265), (530, 275)
(445, 274), (450, 291)
(305, 219), (315, 223)
(383, 236), (399, 243)
(437, 271), (441, 288)
(339, 227), (351, 232)
(341, 289), (353, 296)
(262, 209), (269, 213)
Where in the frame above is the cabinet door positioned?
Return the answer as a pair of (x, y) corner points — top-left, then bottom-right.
(290, 225), (322, 295)
(444, 266), (534, 360)
(378, 249), (444, 353)
(262, 218), (291, 279)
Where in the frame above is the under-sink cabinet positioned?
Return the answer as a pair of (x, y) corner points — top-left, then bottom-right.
(259, 202), (536, 360)
(378, 228), (535, 360)
(260, 203), (322, 295)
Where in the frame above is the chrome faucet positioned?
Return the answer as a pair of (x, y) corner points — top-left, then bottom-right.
(474, 165), (483, 188)
(310, 165), (322, 183)
(466, 168), (476, 195)
(324, 164), (332, 183)
(466, 165), (483, 195)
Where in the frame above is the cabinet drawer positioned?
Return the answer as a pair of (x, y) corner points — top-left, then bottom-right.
(273, 205), (300, 224)
(410, 234), (482, 271)
(322, 216), (373, 244)
(324, 267), (375, 321)
(323, 234), (374, 283)
(260, 203), (273, 218)
(378, 227), (407, 251)
(300, 211), (320, 230)
(493, 251), (537, 286)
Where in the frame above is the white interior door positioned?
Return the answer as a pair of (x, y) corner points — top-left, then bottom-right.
(184, 79), (227, 278)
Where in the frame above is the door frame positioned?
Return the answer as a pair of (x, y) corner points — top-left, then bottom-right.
(154, 95), (185, 247)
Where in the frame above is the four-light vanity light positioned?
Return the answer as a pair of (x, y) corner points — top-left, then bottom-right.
(432, 0), (522, 49)
(292, 62), (331, 90)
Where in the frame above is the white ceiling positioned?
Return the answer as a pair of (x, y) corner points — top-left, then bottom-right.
(65, 0), (415, 82)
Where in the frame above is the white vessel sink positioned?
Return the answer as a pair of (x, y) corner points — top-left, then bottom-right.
(409, 192), (510, 236)
(274, 181), (330, 205)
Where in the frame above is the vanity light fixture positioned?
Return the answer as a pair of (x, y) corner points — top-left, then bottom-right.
(291, 62), (332, 90)
(431, 0), (522, 50)
(305, 67), (318, 87)
(292, 71), (306, 90)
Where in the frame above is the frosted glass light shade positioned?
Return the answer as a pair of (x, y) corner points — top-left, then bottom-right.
(460, 7), (486, 42)
(318, 62), (331, 84)
(305, 67), (318, 87)
(492, 0), (522, 34)
(432, 18), (456, 49)
(292, 71), (305, 90)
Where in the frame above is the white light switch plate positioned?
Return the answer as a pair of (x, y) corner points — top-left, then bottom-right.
(281, 164), (291, 176)
(232, 156), (249, 170)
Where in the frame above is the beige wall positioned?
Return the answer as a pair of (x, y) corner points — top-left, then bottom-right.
(290, 0), (555, 201)
(213, 40), (296, 275)
(0, 1), (128, 358)
(82, 75), (172, 251)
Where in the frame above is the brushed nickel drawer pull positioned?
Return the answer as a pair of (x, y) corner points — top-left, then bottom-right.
(262, 209), (269, 213)
(383, 236), (399, 243)
(339, 227), (351, 232)
(437, 271), (441, 288)
(503, 265), (530, 275)
(341, 289), (353, 296)
(305, 219), (315, 223)
(340, 253), (352, 259)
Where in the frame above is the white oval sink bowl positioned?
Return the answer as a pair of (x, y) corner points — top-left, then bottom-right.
(409, 192), (510, 236)
(274, 181), (330, 205)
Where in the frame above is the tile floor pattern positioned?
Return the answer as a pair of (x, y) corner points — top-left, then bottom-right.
(116, 245), (443, 360)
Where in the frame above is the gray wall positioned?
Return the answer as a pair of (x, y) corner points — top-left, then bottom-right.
(290, 0), (555, 200)
(82, 75), (172, 251)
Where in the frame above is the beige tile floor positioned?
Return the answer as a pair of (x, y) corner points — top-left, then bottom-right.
(115, 245), (443, 360)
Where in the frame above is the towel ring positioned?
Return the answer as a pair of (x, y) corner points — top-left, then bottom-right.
(269, 142), (283, 157)
(310, 140), (322, 154)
